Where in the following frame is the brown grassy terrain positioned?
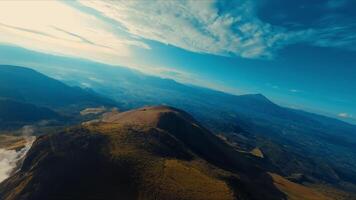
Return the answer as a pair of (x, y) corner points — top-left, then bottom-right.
(306, 184), (356, 200)
(0, 135), (27, 150)
(250, 147), (264, 158)
(0, 106), (345, 200)
(270, 173), (332, 200)
(0, 106), (237, 200)
(85, 107), (236, 200)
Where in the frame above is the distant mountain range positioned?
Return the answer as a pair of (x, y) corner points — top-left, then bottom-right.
(0, 98), (62, 130)
(30, 63), (356, 194)
(0, 65), (115, 130)
(0, 65), (115, 109)
(29, 63), (356, 184)
(1, 65), (355, 198)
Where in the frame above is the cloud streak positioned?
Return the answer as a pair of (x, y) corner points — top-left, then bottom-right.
(338, 113), (353, 119)
(79, 0), (296, 59)
(0, 126), (35, 183)
(289, 89), (300, 93)
(308, 16), (356, 51)
(79, 0), (356, 59)
(1, 0), (355, 64)
(0, 0), (149, 66)
(0, 143), (36, 182)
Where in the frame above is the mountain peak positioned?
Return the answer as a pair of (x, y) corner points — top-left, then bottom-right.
(100, 105), (194, 127)
(0, 106), (287, 200)
(240, 93), (270, 101)
(236, 93), (277, 108)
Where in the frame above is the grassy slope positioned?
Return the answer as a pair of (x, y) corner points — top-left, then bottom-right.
(0, 106), (336, 200)
(270, 173), (331, 200)
(0, 135), (27, 150)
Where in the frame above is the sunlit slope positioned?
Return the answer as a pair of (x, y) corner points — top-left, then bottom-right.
(0, 106), (330, 200)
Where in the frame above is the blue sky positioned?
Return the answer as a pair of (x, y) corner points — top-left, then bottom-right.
(0, 0), (355, 123)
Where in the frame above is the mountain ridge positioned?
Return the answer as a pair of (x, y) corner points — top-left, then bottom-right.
(1, 65), (355, 198)
(0, 65), (115, 110)
(0, 106), (331, 200)
(0, 65), (117, 131)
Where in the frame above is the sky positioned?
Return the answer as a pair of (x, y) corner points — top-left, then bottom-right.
(0, 0), (355, 123)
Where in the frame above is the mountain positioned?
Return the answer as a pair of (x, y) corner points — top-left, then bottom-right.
(0, 65), (115, 112)
(2, 57), (355, 195)
(0, 65), (117, 131)
(0, 98), (63, 130)
(0, 106), (331, 200)
(28, 62), (356, 194)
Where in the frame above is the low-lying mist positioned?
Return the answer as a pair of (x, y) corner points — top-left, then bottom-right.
(0, 126), (36, 183)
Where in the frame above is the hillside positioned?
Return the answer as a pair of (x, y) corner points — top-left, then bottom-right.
(40, 62), (356, 190)
(12, 60), (355, 194)
(0, 98), (63, 130)
(0, 106), (330, 200)
(0, 65), (117, 131)
(0, 65), (115, 111)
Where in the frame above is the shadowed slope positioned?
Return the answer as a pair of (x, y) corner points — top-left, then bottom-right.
(0, 65), (115, 110)
(0, 98), (63, 130)
(0, 106), (328, 200)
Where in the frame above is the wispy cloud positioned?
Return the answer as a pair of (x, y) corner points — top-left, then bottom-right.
(289, 89), (300, 93)
(308, 15), (356, 51)
(1, 0), (355, 64)
(338, 112), (353, 118)
(0, 126), (35, 183)
(78, 0), (299, 59)
(78, 0), (356, 59)
(0, 1), (149, 65)
(266, 83), (280, 89)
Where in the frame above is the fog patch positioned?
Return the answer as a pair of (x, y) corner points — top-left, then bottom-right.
(0, 126), (36, 183)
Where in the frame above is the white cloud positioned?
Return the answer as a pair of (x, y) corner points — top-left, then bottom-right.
(78, 0), (298, 59)
(338, 113), (353, 118)
(0, 148), (20, 182)
(289, 89), (299, 93)
(0, 1), (149, 65)
(0, 136), (35, 183)
(1, 0), (354, 65)
(266, 83), (280, 89)
(310, 24), (356, 51)
(79, 0), (356, 59)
